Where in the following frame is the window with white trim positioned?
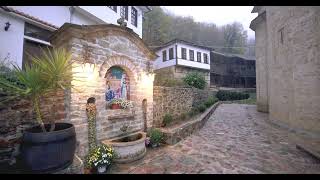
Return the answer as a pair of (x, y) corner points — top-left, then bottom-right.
(169, 48), (174, 60)
(181, 48), (187, 60)
(189, 50), (194, 61)
(197, 52), (201, 62)
(120, 6), (128, 20)
(203, 53), (208, 64)
(162, 50), (167, 62)
(131, 7), (138, 27)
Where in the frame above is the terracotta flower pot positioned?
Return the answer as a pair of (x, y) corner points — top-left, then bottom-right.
(111, 104), (121, 109)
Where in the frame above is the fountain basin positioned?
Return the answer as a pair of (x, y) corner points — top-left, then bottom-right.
(101, 132), (146, 163)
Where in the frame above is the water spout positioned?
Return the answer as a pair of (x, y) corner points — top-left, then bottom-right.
(120, 123), (129, 133)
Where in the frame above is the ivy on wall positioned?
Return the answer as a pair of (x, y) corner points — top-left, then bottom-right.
(86, 97), (97, 152)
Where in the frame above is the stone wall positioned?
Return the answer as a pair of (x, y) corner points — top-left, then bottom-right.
(153, 86), (215, 127)
(252, 11), (269, 113)
(251, 7), (320, 137)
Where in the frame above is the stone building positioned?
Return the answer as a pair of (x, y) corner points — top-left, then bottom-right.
(210, 51), (256, 88)
(250, 6), (320, 137)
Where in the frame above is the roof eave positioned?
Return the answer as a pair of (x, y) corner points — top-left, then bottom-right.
(0, 6), (58, 31)
(137, 6), (152, 13)
(49, 23), (158, 60)
(156, 38), (214, 52)
(251, 6), (261, 13)
(249, 11), (266, 31)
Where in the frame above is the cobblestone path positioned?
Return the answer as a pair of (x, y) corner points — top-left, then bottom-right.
(109, 104), (320, 174)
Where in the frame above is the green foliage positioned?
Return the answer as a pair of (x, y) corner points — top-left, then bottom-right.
(0, 59), (25, 92)
(222, 22), (248, 54)
(188, 96), (218, 117)
(31, 48), (73, 92)
(179, 113), (187, 121)
(188, 107), (199, 117)
(147, 128), (164, 145)
(204, 96), (218, 107)
(86, 103), (97, 152)
(0, 48), (74, 132)
(216, 90), (250, 101)
(197, 103), (207, 113)
(162, 113), (173, 127)
(224, 92), (256, 105)
(183, 72), (206, 89)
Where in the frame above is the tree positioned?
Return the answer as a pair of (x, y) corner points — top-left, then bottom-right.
(221, 22), (248, 54)
(245, 38), (255, 57)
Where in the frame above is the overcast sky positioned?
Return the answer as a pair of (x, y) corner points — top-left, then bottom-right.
(161, 6), (257, 39)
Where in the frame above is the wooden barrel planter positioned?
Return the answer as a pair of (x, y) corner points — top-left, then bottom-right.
(21, 123), (76, 173)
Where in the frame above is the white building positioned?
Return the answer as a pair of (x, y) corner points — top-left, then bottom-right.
(0, 6), (151, 67)
(153, 39), (212, 85)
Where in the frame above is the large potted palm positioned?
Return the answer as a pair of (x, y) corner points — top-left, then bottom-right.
(0, 48), (76, 173)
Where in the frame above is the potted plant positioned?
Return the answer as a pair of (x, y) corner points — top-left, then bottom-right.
(109, 98), (133, 109)
(109, 98), (122, 109)
(85, 144), (115, 174)
(0, 48), (76, 173)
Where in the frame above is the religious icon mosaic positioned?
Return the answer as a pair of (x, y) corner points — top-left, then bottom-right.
(105, 66), (130, 102)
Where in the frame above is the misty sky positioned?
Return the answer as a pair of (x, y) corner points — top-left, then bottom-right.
(161, 6), (257, 39)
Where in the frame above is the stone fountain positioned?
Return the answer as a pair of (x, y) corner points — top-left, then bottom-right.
(102, 123), (146, 163)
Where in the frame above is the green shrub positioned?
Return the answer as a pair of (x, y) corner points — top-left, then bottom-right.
(188, 107), (199, 117)
(197, 103), (207, 113)
(183, 72), (206, 89)
(0, 61), (25, 92)
(204, 96), (218, 107)
(162, 113), (173, 127)
(216, 90), (250, 101)
(147, 128), (164, 145)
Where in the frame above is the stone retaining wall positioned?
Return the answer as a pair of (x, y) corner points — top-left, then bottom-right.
(153, 86), (216, 127)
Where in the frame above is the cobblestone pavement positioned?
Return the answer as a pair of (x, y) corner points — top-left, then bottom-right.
(109, 104), (320, 174)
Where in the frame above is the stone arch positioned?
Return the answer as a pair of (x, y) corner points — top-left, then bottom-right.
(99, 55), (141, 83)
